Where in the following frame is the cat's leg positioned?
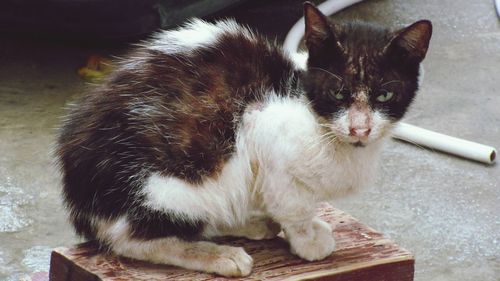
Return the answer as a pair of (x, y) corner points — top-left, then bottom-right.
(113, 237), (253, 277)
(217, 216), (281, 240)
(96, 218), (253, 277)
(243, 97), (335, 260)
(261, 176), (336, 261)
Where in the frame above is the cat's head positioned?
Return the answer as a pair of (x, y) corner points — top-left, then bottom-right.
(300, 2), (432, 147)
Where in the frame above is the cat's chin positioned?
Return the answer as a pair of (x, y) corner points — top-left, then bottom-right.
(346, 135), (387, 148)
(343, 137), (382, 147)
(351, 141), (366, 148)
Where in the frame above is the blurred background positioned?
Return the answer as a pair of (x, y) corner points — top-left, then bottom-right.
(0, 0), (499, 280)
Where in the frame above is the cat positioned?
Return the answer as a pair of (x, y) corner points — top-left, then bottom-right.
(56, 2), (432, 277)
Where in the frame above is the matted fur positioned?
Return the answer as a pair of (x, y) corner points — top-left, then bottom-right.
(56, 3), (431, 277)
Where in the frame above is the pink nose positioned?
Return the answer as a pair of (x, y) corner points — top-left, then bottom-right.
(349, 127), (371, 138)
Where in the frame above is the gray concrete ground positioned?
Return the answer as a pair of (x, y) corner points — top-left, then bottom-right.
(0, 0), (499, 280)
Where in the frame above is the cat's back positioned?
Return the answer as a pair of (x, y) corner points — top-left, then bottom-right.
(137, 19), (298, 99)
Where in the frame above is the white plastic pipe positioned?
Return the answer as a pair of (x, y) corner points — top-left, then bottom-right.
(393, 123), (496, 164)
(283, 0), (497, 165)
(495, 0), (500, 18)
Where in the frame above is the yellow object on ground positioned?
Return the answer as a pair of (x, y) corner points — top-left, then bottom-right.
(78, 55), (113, 82)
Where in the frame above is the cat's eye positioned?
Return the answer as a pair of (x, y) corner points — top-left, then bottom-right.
(376, 91), (394, 103)
(330, 89), (349, 101)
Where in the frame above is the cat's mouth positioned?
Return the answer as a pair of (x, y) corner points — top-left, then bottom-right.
(351, 141), (366, 147)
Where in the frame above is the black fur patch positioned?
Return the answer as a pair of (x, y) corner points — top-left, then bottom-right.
(128, 206), (205, 240)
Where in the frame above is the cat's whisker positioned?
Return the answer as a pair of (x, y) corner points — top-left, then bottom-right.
(381, 80), (403, 87)
(318, 131), (337, 140)
(308, 67), (343, 82)
(317, 131), (339, 148)
(302, 130), (337, 152)
(389, 132), (434, 153)
(318, 123), (333, 128)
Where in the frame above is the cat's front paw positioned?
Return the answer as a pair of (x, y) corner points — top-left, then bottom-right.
(287, 218), (335, 261)
(206, 246), (253, 277)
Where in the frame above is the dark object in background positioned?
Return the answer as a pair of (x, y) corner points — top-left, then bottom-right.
(157, 0), (248, 29)
(0, 0), (247, 42)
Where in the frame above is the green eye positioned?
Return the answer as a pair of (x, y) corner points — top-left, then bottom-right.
(376, 91), (394, 103)
(334, 92), (345, 101)
(331, 89), (349, 101)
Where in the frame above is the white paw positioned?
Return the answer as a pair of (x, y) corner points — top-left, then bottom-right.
(207, 246), (253, 277)
(287, 218), (336, 261)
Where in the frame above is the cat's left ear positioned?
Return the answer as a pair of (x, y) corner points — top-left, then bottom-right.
(303, 2), (343, 57)
(384, 20), (433, 63)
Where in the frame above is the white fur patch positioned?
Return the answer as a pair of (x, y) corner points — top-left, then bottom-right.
(331, 109), (350, 138)
(290, 51), (308, 70)
(370, 110), (392, 141)
(149, 19), (255, 55)
(141, 137), (253, 233)
(95, 216), (130, 245)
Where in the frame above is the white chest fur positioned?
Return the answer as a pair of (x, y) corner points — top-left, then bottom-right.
(242, 96), (381, 201)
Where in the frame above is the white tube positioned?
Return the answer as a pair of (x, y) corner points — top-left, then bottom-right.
(392, 123), (496, 164)
(283, 0), (497, 165)
(496, 0), (500, 18)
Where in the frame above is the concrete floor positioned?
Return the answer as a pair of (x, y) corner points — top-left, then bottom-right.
(0, 0), (499, 280)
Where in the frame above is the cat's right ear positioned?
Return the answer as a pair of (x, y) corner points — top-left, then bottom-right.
(303, 2), (343, 59)
(384, 20), (432, 64)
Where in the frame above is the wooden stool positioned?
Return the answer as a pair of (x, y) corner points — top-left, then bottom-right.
(49, 204), (414, 280)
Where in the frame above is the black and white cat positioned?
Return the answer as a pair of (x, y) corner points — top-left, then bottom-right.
(56, 2), (432, 277)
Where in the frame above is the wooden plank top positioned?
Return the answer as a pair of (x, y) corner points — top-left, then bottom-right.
(50, 204), (414, 281)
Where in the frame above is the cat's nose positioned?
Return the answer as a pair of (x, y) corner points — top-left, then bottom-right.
(349, 127), (371, 138)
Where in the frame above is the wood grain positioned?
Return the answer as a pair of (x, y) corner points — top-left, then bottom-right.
(49, 204), (414, 281)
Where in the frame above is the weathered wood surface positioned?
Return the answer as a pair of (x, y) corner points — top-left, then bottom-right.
(49, 204), (414, 281)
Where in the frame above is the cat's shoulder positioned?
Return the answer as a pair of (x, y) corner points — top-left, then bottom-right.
(242, 95), (320, 158)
